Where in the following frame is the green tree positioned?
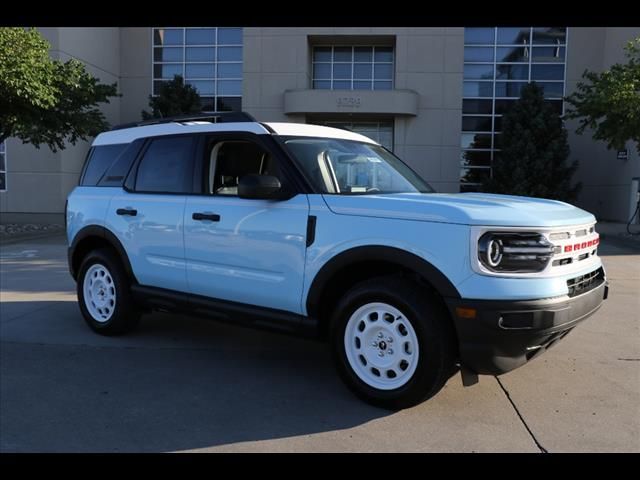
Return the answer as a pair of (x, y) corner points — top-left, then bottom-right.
(0, 27), (119, 151)
(483, 82), (581, 202)
(565, 38), (640, 153)
(141, 75), (202, 120)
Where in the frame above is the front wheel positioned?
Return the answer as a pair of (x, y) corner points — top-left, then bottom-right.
(330, 276), (456, 410)
(77, 248), (140, 335)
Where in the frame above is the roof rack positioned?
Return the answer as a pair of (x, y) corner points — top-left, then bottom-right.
(110, 112), (257, 131)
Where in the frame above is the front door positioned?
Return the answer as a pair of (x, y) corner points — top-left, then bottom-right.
(184, 134), (309, 314)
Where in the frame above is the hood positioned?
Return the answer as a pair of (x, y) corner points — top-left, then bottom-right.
(321, 192), (596, 227)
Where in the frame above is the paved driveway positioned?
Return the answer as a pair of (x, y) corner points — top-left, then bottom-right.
(1, 235), (638, 452)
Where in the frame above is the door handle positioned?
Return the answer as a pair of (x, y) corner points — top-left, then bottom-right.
(192, 212), (220, 222)
(116, 208), (137, 216)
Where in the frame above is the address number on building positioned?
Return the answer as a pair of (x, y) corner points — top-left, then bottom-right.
(337, 97), (361, 108)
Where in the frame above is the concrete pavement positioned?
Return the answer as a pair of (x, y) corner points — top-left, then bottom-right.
(0, 235), (638, 452)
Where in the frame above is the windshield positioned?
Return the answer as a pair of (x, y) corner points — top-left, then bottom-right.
(282, 137), (434, 195)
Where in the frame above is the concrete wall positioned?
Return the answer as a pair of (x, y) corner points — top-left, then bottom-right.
(0, 28), (121, 221)
(565, 27), (640, 222)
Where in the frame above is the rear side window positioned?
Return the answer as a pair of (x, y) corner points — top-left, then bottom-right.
(80, 144), (127, 186)
(135, 136), (196, 193)
(98, 139), (145, 187)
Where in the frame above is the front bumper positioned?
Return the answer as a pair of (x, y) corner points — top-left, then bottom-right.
(445, 275), (609, 375)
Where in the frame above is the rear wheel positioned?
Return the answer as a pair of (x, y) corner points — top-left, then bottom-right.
(330, 276), (456, 410)
(77, 248), (140, 335)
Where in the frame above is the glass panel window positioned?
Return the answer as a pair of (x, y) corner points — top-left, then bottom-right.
(461, 150), (492, 167)
(531, 64), (565, 80)
(153, 27), (242, 112)
(354, 63), (372, 79)
(461, 134), (492, 150)
(313, 63), (331, 79)
(497, 27), (530, 45)
(495, 81), (527, 98)
(154, 28), (183, 46)
(154, 47), (183, 62)
(532, 27), (566, 45)
(218, 46), (242, 61)
(217, 63), (242, 78)
(312, 46), (394, 90)
(185, 64), (215, 78)
(374, 63), (393, 79)
(464, 64), (494, 80)
(187, 80), (215, 95)
(462, 99), (493, 114)
(217, 80), (242, 96)
(464, 28), (495, 45)
(463, 81), (493, 97)
(186, 47), (216, 62)
(496, 46), (529, 63)
(217, 28), (242, 45)
(153, 64), (183, 79)
(462, 116), (492, 132)
(538, 82), (564, 98)
(186, 28), (215, 45)
(354, 47), (373, 62)
(333, 64), (352, 79)
(464, 47), (494, 62)
(496, 64), (528, 80)
(318, 121), (394, 150)
(532, 46), (565, 62)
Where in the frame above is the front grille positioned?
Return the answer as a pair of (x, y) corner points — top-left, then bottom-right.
(567, 267), (605, 297)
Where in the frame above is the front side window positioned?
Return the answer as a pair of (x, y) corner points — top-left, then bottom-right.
(206, 139), (281, 196)
(312, 46), (394, 90)
(135, 136), (196, 193)
(283, 138), (432, 195)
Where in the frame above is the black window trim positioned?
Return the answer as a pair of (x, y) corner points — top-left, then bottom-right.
(122, 131), (315, 197)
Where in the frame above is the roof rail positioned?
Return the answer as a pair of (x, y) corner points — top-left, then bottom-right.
(110, 112), (257, 131)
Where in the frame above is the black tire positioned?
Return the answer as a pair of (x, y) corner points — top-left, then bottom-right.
(330, 276), (457, 410)
(77, 247), (141, 336)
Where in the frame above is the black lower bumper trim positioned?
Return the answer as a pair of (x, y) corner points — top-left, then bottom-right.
(446, 280), (608, 375)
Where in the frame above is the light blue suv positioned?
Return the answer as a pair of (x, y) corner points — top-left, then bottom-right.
(66, 113), (608, 409)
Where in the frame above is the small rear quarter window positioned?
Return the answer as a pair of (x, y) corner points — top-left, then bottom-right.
(80, 144), (128, 186)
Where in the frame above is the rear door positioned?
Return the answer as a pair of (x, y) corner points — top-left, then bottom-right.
(107, 134), (198, 293)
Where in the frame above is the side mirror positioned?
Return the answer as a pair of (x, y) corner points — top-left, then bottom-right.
(238, 175), (285, 200)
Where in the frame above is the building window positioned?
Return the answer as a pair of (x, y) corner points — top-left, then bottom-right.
(0, 141), (6, 191)
(316, 121), (394, 150)
(153, 27), (243, 112)
(312, 46), (394, 91)
(461, 27), (567, 191)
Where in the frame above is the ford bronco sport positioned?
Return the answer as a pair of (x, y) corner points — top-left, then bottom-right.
(66, 112), (609, 409)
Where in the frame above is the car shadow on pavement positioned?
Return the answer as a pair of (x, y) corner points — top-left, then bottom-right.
(0, 300), (396, 452)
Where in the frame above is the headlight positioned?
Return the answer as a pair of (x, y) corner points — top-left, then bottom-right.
(478, 232), (554, 273)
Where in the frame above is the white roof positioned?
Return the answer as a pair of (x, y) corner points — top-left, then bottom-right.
(92, 120), (379, 146)
(264, 122), (378, 145)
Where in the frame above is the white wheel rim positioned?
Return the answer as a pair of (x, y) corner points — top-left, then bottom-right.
(344, 302), (420, 391)
(83, 264), (116, 323)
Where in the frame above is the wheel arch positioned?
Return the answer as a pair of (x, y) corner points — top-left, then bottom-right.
(68, 225), (136, 283)
(306, 246), (461, 336)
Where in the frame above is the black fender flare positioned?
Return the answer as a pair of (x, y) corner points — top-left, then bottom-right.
(306, 245), (461, 318)
(68, 225), (136, 282)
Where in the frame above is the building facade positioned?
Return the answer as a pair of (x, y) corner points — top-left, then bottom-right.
(1, 27), (638, 224)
